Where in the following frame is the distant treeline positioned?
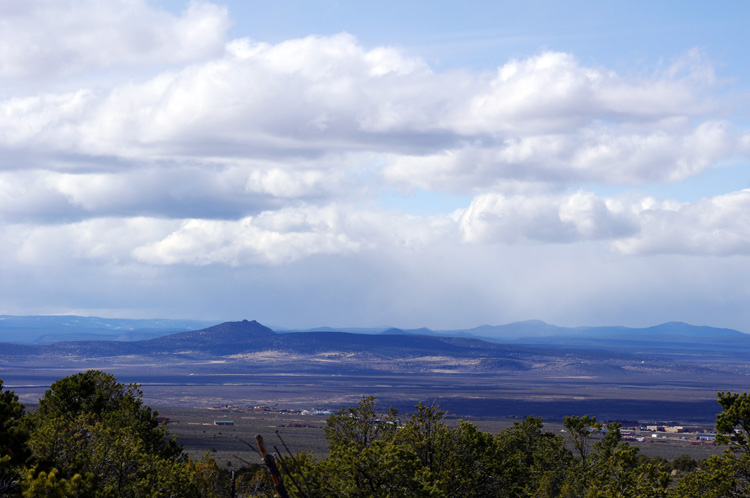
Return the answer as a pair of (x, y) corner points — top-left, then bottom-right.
(1, 370), (749, 497)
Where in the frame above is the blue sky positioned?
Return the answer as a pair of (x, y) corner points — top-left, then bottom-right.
(1, 0), (750, 332)
(214, 1), (750, 74)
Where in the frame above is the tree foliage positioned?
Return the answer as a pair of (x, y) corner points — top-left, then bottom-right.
(20, 468), (81, 498)
(25, 370), (196, 498)
(0, 380), (27, 466)
(669, 391), (750, 497)
(32, 370), (181, 462)
(324, 395), (398, 453)
(0, 380), (29, 497)
(285, 398), (670, 498)
(715, 391), (750, 453)
(563, 414), (601, 463)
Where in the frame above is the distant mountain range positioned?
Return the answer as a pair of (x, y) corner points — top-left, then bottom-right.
(348, 320), (747, 342)
(285, 320), (750, 355)
(0, 317), (750, 370)
(2, 314), (746, 346)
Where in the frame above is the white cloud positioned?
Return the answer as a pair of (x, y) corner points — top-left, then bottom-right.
(614, 189), (750, 256)
(0, 167), (276, 220)
(0, 35), (738, 200)
(0, 33), (439, 160)
(458, 189), (750, 257)
(0, 90), (93, 148)
(245, 168), (331, 198)
(6, 187), (750, 272)
(452, 51), (712, 135)
(2, 217), (179, 265)
(131, 204), (457, 265)
(458, 191), (638, 244)
(4, 188), (750, 330)
(0, 0), (229, 80)
(383, 121), (741, 192)
(1, 202), (458, 268)
(568, 121), (736, 184)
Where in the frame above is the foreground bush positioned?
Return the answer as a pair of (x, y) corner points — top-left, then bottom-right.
(272, 393), (750, 497)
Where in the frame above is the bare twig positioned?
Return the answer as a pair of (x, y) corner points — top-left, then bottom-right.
(274, 447), (309, 498)
(256, 434), (290, 498)
(236, 436), (262, 457)
(233, 454), (252, 467)
(275, 429), (313, 495)
(275, 429), (296, 459)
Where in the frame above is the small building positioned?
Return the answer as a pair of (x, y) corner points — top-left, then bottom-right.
(665, 426), (688, 433)
(695, 434), (716, 441)
(214, 420), (234, 426)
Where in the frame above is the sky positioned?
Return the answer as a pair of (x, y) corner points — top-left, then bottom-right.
(2, 0), (750, 331)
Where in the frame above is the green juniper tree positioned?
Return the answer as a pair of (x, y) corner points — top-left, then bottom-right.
(26, 370), (197, 498)
(0, 380), (28, 497)
(669, 391), (750, 497)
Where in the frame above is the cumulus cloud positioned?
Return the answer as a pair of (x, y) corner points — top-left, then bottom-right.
(132, 207), (361, 266)
(614, 189), (750, 256)
(2, 203), (455, 268)
(0, 0), (229, 80)
(458, 189), (750, 258)
(458, 191), (638, 244)
(0, 33), (740, 197)
(384, 121), (741, 192)
(131, 203), (460, 265)
(2, 217), (179, 265)
(6, 188), (750, 274)
(0, 163), (358, 221)
(453, 51), (710, 135)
